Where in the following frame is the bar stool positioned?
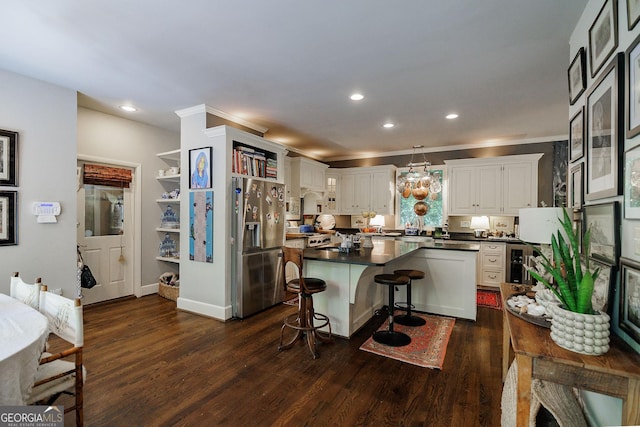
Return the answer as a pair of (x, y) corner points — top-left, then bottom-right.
(373, 273), (411, 347)
(279, 246), (332, 359)
(393, 269), (427, 327)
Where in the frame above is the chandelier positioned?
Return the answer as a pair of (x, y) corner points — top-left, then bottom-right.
(396, 145), (441, 217)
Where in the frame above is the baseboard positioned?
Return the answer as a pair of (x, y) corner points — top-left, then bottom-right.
(176, 296), (231, 321)
(141, 282), (159, 296)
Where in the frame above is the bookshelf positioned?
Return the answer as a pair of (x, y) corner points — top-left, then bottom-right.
(232, 141), (278, 179)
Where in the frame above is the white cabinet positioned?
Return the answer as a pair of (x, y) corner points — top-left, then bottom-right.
(446, 154), (541, 216)
(290, 157), (328, 193)
(284, 157), (295, 198)
(340, 172), (371, 214)
(448, 164), (501, 215)
(371, 170), (395, 213)
(323, 173), (340, 214)
(338, 165), (396, 215)
(478, 242), (506, 287)
(502, 161), (535, 214)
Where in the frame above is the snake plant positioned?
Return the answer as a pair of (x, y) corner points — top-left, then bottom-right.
(528, 208), (599, 314)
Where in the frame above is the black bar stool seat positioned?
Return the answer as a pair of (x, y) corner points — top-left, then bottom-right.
(393, 269), (427, 327)
(373, 274), (411, 347)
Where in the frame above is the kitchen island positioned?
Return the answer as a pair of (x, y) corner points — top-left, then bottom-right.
(304, 240), (479, 338)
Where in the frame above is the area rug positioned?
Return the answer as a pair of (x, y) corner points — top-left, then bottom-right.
(359, 313), (455, 369)
(477, 289), (503, 310)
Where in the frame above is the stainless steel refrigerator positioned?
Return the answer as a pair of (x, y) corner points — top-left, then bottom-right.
(231, 177), (286, 318)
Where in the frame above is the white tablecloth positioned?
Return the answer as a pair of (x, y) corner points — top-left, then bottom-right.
(0, 293), (48, 405)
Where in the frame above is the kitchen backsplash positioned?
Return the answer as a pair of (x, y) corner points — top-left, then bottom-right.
(448, 215), (515, 235)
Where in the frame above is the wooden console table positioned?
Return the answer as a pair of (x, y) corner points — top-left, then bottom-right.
(500, 283), (640, 425)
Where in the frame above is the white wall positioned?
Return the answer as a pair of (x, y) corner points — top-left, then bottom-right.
(570, 1), (639, 425)
(0, 69), (77, 295)
(77, 108), (180, 288)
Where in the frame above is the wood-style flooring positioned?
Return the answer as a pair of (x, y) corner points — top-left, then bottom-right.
(53, 295), (505, 426)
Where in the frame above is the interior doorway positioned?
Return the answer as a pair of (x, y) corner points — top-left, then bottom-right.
(76, 158), (140, 304)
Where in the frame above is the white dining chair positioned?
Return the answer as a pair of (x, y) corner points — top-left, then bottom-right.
(9, 272), (42, 310)
(28, 287), (86, 427)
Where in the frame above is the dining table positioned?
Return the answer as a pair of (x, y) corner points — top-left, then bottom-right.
(0, 293), (49, 405)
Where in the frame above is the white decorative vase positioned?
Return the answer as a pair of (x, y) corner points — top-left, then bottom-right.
(549, 304), (610, 356)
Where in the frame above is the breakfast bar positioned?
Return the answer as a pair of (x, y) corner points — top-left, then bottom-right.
(303, 240), (480, 338)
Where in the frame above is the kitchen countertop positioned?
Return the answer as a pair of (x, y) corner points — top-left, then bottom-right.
(303, 239), (480, 266)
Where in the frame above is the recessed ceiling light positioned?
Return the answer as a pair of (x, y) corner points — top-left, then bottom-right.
(119, 105), (137, 112)
(446, 113), (459, 119)
(350, 93), (364, 101)
(383, 123), (395, 128)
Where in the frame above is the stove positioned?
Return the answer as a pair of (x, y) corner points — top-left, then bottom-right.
(306, 234), (332, 248)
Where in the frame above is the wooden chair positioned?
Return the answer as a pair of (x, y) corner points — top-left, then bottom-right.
(9, 272), (43, 310)
(278, 246), (332, 359)
(28, 286), (85, 427)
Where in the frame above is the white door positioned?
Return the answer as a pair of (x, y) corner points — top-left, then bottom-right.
(77, 161), (134, 304)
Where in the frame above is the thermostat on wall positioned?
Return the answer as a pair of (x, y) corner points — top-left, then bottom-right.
(32, 202), (61, 223)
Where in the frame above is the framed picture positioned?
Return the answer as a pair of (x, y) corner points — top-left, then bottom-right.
(619, 257), (640, 347)
(569, 107), (584, 161)
(583, 201), (620, 266)
(569, 47), (587, 105)
(586, 53), (624, 201)
(589, 0), (618, 78)
(625, 144), (640, 218)
(189, 147), (212, 189)
(189, 191), (213, 263)
(0, 129), (18, 186)
(588, 257), (615, 314)
(626, 32), (640, 140)
(0, 191), (17, 246)
(628, 0), (640, 30)
(570, 162), (584, 209)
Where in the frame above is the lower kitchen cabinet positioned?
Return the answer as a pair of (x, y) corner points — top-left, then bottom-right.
(478, 242), (505, 287)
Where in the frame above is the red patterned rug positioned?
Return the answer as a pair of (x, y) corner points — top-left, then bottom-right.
(359, 313), (455, 369)
(477, 289), (503, 310)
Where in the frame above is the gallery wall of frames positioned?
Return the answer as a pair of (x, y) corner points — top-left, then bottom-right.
(0, 128), (18, 246)
(568, 0), (640, 353)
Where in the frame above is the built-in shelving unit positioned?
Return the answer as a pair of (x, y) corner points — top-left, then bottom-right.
(232, 140), (278, 179)
(156, 149), (181, 267)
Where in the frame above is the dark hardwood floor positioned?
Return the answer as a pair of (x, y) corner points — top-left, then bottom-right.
(53, 295), (505, 426)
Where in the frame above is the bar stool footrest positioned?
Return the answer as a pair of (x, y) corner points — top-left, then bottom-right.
(394, 301), (416, 311)
(282, 312), (330, 331)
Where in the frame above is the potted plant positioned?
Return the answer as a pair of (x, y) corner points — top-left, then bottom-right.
(527, 208), (610, 356)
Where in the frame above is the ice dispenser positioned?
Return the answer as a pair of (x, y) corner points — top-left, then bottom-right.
(244, 222), (261, 249)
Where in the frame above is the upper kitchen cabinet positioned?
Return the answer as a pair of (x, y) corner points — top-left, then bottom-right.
(289, 157), (328, 196)
(284, 156), (293, 198)
(322, 172), (340, 214)
(447, 164), (501, 215)
(340, 172), (371, 214)
(339, 165), (396, 215)
(446, 154), (542, 216)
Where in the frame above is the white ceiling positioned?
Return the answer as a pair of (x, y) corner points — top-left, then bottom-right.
(1, 1), (587, 161)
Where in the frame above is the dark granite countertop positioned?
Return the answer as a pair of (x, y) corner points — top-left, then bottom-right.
(304, 239), (480, 266)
